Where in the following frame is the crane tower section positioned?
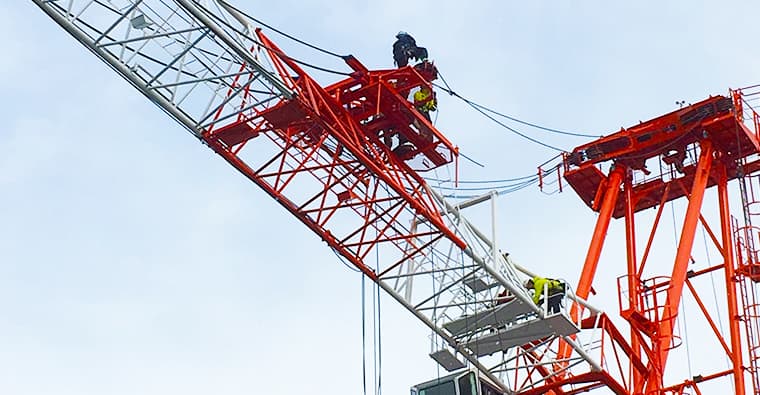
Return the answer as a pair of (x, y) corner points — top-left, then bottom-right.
(539, 87), (760, 394)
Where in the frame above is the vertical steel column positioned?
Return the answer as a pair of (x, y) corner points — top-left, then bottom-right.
(576, 166), (626, 299)
(647, 140), (714, 392)
(623, 168), (643, 390)
(717, 160), (746, 394)
(558, 166), (625, 365)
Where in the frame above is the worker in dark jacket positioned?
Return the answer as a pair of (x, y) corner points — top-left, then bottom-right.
(393, 31), (428, 67)
(524, 276), (566, 314)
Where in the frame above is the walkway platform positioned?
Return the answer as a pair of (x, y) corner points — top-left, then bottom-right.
(464, 313), (580, 357)
(443, 299), (534, 337)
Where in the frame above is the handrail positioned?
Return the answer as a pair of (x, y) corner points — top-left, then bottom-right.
(732, 86), (760, 142)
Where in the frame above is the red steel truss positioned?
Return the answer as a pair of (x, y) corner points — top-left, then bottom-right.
(539, 86), (760, 394)
(29, 1), (760, 390)
(201, 30), (463, 280)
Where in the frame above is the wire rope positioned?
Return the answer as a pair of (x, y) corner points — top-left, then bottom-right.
(218, 0), (349, 59)
(376, 281), (383, 395)
(701, 226), (731, 372)
(435, 71), (597, 144)
(435, 81), (565, 152)
(430, 176), (539, 191)
(199, 3), (352, 76)
(362, 275), (368, 395)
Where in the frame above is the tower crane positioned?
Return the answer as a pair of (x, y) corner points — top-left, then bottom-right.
(539, 89), (760, 394)
(30, 0), (760, 394)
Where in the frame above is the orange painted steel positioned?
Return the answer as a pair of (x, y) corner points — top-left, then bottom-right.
(201, 31), (464, 281)
(541, 87), (760, 394)
(718, 164), (747, 393)
(645, 140), (714, 393)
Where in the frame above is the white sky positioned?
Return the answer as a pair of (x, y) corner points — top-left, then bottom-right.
(2, 1), (760, 394)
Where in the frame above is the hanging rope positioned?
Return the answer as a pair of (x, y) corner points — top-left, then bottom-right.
(361, 276), (368, 395)
(372, 281), (378, 395)
(375, 282), (383, 395)
(680, 300), (694, 378)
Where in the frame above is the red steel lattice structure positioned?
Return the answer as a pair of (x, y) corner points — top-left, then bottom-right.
(31, 0), (760, 392)
(33, 1), (583, 390)
(202, 30), (463, 281)
(539, 86), (760, 394)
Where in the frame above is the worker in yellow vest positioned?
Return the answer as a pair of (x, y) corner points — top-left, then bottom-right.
(392, 86), (437, 159)
(413, 86), (437, 122)
(524, 276), (566, 314)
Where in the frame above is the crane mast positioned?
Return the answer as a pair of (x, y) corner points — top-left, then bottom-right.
(542, 87), (760, 394)
(31, 0), (760, 394)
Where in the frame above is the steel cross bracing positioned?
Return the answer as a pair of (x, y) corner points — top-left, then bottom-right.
(33, 0), (292, 139)
(34, 1), (621, 394)
(536, 87), (760, 394)
(416, 192), (647, 395)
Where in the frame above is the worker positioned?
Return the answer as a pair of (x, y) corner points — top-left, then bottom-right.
(413, 86), (437, 122)
(523, 276), (566, 314)
(393, 31), (428, 67)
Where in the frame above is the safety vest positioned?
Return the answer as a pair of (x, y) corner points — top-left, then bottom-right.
(531, 277), (565, 304)
(414, 89), (437, 112)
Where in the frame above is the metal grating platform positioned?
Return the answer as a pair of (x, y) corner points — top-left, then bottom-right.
(443, 299), (534, 337)
(464, 314), (580, 357)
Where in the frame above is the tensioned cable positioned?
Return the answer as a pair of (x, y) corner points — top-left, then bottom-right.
(701, 226), (730, 371)
(208, 4), (549, 191)
(209, 1), (597, 155)
(460, 151), (486, 168)
(218, 0), (587, 154)
(438, 72), (598, 138)
(429, 99), (484, 169)
(432, 177), (539, 191)
(442, 177), (539, 199)
(210, 2), (587, 157)
(199, 3), (352, 76)
(466, 100), (601, 138)
(425, 174), (537, 184)
(433, 76), (564, 152)
(218, 0), (349, 59)
(416, 175), (539, 198)
(435, 71), (597, 138)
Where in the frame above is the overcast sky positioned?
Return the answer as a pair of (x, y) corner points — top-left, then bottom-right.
(2, 1), (760, 394)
